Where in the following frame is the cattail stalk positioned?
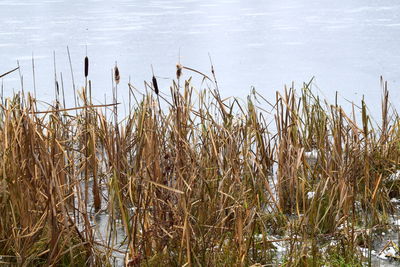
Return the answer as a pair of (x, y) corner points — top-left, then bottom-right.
(84, 56), (89, 78)
(114, 65), (120, 85)
(152, 75), (159, 95)
(176, 63), (182, 80)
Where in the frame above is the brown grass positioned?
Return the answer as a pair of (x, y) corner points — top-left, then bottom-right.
(0, 63), (399, 266)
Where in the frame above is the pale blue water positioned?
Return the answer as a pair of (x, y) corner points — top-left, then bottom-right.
(2, 1), (400, 265)
(1, 0), (400, 115)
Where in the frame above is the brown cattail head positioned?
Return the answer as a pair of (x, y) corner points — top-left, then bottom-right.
(55, 80), (59, 96)
(176, 63), (182, 80)
(84, 56), (89, 77)
(152, 75), (159, 95)
(114, 65), (120, 85)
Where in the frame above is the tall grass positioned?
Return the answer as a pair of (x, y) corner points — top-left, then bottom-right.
(0, 62), (399, 266)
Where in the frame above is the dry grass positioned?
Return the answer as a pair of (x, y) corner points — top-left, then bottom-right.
(0, 62), (399, 266)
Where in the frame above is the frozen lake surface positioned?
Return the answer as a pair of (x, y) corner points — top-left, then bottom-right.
(1, 0), (400, 114)
(2, 2), (400, 265)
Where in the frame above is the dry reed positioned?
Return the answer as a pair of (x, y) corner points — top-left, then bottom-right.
(0, 62), (399, 266)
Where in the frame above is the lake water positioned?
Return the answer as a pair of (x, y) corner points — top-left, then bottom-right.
(2, 1), (400, 265)
(1, 0), (400, 115)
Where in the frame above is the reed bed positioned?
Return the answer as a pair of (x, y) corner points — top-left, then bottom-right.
(0, 62), (400, 266)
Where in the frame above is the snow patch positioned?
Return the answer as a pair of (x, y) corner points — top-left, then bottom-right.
(388, 170), (400, 181)
(307, 191), (315, 200)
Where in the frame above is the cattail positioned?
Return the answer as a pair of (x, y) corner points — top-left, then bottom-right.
(84, 56), (89, 77)
(152, 75), (159, 95)
(176, 63), (182, 80)
(55, 80), (59, 96)
(114, 65), (120, 85)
